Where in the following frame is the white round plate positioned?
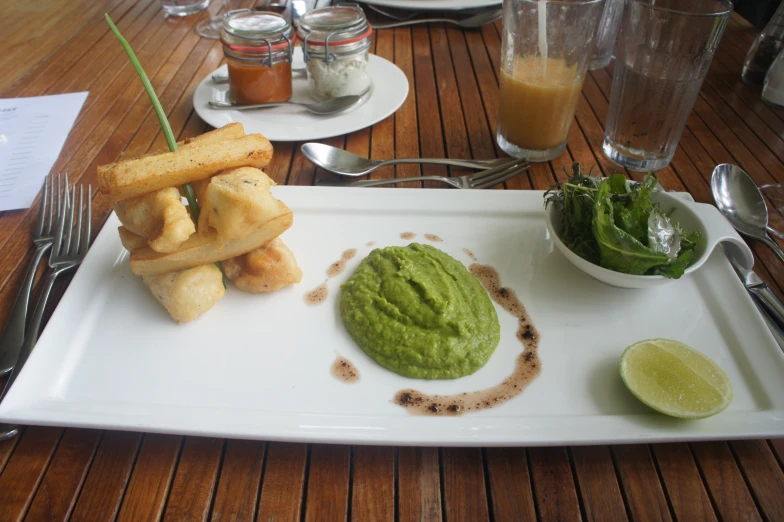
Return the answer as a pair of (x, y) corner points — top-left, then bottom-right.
(193, 51), (408, 142)
(362, 0), (500, 11)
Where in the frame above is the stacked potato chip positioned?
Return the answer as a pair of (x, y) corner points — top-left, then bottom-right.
(98, 123), (302, 323)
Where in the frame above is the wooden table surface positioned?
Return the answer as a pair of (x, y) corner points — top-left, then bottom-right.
(1, 0), (784, 520)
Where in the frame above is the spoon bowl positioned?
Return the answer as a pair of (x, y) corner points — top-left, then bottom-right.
(302, 143), (373, 175)
(711, 163), (784, 265)
(208, 95), (362, 115)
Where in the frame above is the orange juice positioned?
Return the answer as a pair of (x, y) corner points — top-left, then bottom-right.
(498, 56), (583, 152)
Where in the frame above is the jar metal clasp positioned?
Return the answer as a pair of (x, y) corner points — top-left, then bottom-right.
(302, 30), (340, 64)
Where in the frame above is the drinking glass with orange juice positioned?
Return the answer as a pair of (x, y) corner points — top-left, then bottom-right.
(497, 0), (604, 162)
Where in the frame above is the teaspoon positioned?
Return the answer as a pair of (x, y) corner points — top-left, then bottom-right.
(208, 95), (361, 115)
(711, 163), (784, 264)
(301, 142), (513, 177)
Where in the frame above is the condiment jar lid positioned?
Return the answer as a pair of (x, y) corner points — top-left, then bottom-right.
(221, 9), (295, 53)
(297, 5), (372, 47)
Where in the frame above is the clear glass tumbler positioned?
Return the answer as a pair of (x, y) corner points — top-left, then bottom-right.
(602, 0), (732, 172)
(496, 0), (604, 162)
(161, 0), (210, 17)
(588, 0), (623, 70)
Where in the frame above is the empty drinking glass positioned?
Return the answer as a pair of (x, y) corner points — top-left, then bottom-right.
(589, 0), (623, 70)
(162, 0), (210, 17)
(602, 0), (732, 172)
(763, 48), (784, 107)
(496, 0), (604, 162)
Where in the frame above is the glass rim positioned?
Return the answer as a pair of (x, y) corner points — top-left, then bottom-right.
(521, 0), (603, 4)
(629, 0), (733, 18)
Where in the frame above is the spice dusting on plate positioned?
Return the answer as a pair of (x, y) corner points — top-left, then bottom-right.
(366, 241), (376, 247)
(424, 234), (443, 242)
(331, 356), (360, 383)
(394, 263), (540, 416)
(327, 248), (357, 278)
(305, 282), (328, 305)
(463, 248), (478, 262)
(400, 232), (416, 240)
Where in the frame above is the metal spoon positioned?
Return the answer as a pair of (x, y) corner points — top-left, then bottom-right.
(711, 163), (784, 264)
(208, 95), (361, 115)
(373, 9), (502, 30)
(301, 142), (513, 177)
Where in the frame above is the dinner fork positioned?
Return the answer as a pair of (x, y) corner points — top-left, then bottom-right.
(0, 174), (65, 376)
(0, 184), (92, 440)
(316, 158), (530, 188)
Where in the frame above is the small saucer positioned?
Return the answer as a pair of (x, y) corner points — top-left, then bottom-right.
(193, 50), (408, 142)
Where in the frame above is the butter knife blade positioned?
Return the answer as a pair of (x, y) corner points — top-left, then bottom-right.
(726, 254), (784, 333)
(751, 294), (784, 352)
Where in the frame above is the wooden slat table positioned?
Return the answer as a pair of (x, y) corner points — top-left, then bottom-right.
(1, 1), (783, 520)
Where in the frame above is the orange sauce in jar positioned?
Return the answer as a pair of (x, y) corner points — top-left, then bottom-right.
(227, 58), (292, 104)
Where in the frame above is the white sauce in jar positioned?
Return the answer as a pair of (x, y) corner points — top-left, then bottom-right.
(307, 53), (371, 101)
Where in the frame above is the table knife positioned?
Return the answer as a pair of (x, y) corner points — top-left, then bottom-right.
(726, 254), (784, 333)
(751, 296), (784, 352)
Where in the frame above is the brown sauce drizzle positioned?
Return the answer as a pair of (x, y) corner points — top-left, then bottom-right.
(305, 282), (328, 305)
(463, 248), (478, 262)
(366, 241), (376, 247)
(305, 248), (358, 305)
(400, 232), (416, 240)
(327, 248), (357, 278)
(393, 263), (540, 416)
(424, 234), (443, 242)
(331, 356), (360, 383)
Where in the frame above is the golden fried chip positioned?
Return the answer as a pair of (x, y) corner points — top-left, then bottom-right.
(118, 226), (148, 251)
(98, 133), (273, 201)
(140, 123), (246, 158)
(130, 201), (293, 275)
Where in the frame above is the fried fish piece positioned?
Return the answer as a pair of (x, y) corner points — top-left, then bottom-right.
(197, 167), (280, 247)
(222, 238), (303, 293)
(142, 264), (225, 323)
(98, 133), (273, 201)
(113, 187), (195, 253)
(130, 201), (293, 276)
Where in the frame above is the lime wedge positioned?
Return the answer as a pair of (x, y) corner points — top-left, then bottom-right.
(619, 339), (733, 419)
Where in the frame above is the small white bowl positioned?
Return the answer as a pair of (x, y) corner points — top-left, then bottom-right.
(544, 190), (754, 289)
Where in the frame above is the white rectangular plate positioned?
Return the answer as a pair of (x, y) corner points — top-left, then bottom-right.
(2, 187), (784, 446)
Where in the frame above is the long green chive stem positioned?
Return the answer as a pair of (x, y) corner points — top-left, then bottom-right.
(105, 14), (200, 223)
(106, 14), (224, 285)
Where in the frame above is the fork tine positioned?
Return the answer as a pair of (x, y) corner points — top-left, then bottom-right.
(469, 159), (528, 188)
(474, 163), (530, 189)
(63, 187), (76, 256)
(467, 158), (521, 183)
(47, 174), (56, 234)
(74, 185), (83, 256)
(34, 177), (48, 238)
(51, 184), (70, 259)
(84, 185), (92, 253)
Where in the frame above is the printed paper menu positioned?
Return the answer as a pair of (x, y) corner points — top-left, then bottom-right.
(0, 92), (88, 211)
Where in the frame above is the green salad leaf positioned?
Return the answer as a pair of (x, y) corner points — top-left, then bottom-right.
(545, 167), (701, 279)
(593, 180), (669, 275)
